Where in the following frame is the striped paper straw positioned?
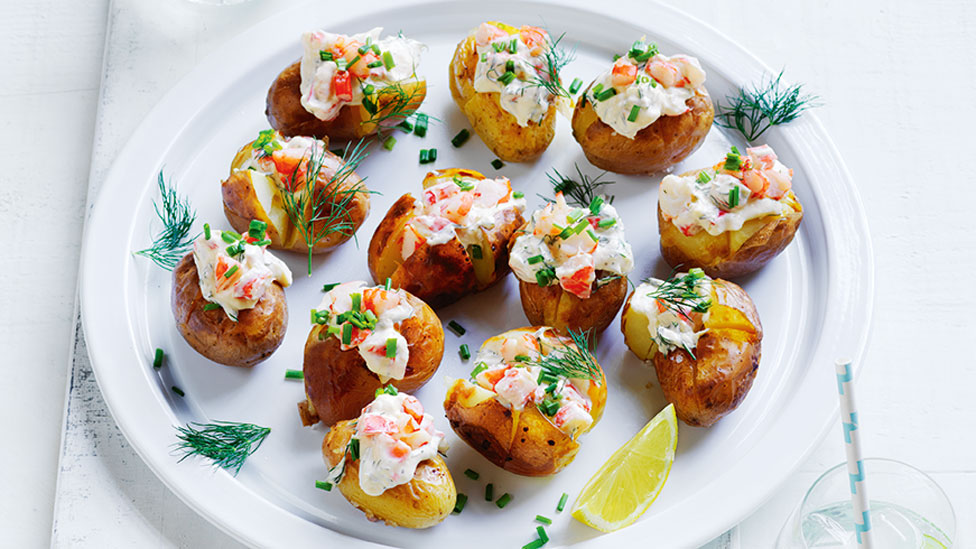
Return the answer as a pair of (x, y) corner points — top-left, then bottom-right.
(836, 360), (872, 547)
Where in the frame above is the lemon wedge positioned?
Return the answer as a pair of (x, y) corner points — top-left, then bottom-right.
(571, 403), (677, 532)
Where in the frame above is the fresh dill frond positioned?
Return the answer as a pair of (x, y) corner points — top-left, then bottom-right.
(360, 78), (429, 133)
(280, 138), (375, 275)
(646, 268), (712, 323)
(134, 172), (198, 270)
(173, 421), (271, 476)
(532, 329), (602, 383)
(715, 70), (819, 141)
(527, 32), (576, 99)
(545, 164), (615, 208)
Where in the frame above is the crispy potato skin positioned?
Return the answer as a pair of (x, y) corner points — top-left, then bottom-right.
(621, 279), (762, 427)
(657, 185), (803, 278)
(170, 254), (287, 368)
(443, 327), (607, 476)
(222, 139), (370, 255)
(367, 169), (524, 308)
(323, 420), (456, 528)
(449, 32), (556, 162)
(301, 291), (444, 426)
(516, 273), (628, 335)
(571, 88), (714, 174)
(266, 61), (427, 140)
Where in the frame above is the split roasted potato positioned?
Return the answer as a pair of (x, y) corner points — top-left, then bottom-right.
(300, 285), (444, 426)
(621, 275), (761, 427)
(367, 168), (524, 308)
(222, 131), (370, 255)
(444, 327), (607, 476)
(171, 253), (288, 368)
(323, 419), (456, 528)
(448, 22), (558, 162)
(517, 275), (628, 335)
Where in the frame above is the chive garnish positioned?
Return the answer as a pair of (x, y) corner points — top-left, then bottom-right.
(203, 302), (221, 311)
(569, 77), (582, 94)
(382, 51), (395, 70)
(382, 136), (397, 151)
(386, 338), (397, 358)
(527, 254), (544, 264)
(322, 282), (339, 292)
(468, 244), (483, 259)
(459, 344), (471, 360)
(536, 526), (549, 543)
(172, 385), (185, 397)
(557, 493), (568, 512)
(485, 483), (494, 501)
(153, 348), (164, 369)
(470, 361), (488, 379)
(453, 493), (468, 514)
(348, 437), (360, 461)
(595, 87), (617, 101)
(728, 185), (740, 208)
(203, 223), (211, 240)
(375, 384), (398, 397)
(495, 493), (512, 508)
(696, 171), (712, 184)
(499, 71), (516, 85)
(491, 158), (504, 170)
(384, 277), (392, 291)
(285, 369), (304, 380)
(413, 114), (428, 137)
(464, 468), (480, 480)
(492, 42), (505, 53)
(627, 104), (641, 122)
(522, 540), (545, 549)
(371, 43), (381, 55)
(451, 129), (471, 148)
(509, 38), (518, 54)
(513, 190), (524, 198)
(448, 320), (466, 336)
(319, 50), (333, 61)
(397, 120), (413, 132)
(366, 60), (383, 69)
(419, 149), (428, 164)
(341, 323), (353, 345)
(506, 59), (515, 73)
(535, 515), (552, 525)
(315, 480), (332, 491)
(220, 231), (238, 244)
(597, 218), (616, 228)
(350, 293), (361, 312)
(588, 195), (604, 214)
(223, 265), (239, 278)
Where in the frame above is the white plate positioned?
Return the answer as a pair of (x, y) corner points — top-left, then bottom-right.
(79, 1), (873, 547)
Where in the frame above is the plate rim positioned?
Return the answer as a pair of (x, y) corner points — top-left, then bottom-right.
(78, 0), (875, 547)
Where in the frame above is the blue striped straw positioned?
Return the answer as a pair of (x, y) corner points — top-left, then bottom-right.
(836, 360), (873, 547)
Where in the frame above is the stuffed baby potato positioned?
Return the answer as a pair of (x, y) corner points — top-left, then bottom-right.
(572, 41), (713, 174)
(266, 27), (426, 140)
(444, 327), (607, 476)
(449, 22), (564, 162)
(171, 222), (292, 367)
(222, 130), (370, 257)
(299, 281), (444, 426)
(658, 144), (803, 278)
(322, 389), (456, 528)
(509, 191), (633, 334)
(367, 168), (525, 308)
(621, 269), (761, 427)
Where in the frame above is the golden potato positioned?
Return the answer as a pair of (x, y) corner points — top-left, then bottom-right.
(323, 419), (456, 528)
(170, 254), (287, 368)
(448, 23), (557, 162)
(572, 89), (714, 175)
(266, 61), (427, 141)
(621, 276), (761, 427)
(221, 133), (370, 255)
(517, 274), (628, 335)
(367, 169), (524, 308)
(443, 327), (607, 476)
(299, 288), (444, 427)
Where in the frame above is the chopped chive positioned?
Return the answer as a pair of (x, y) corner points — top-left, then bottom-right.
(485, 483), (494, 501)
(347, 54), (361, 69)
(627, 104), (641, 122)
(535, 515), (552, 525)
(451, 129), (471, 148)
(480, 52), (487, 62)
(419, 149), (428, 163)
(223, 265), (239, 278)
(253, 239), (271, 247)
(498, 71), (516, 85)
(358, 43), (370, 55)
(557, 493), (568, 512)
(315, 480), (332, 491)
(491, 158), (504, 170)
(509, 38), (518, 53)
(612, 53), (621, 61)
(729, 185), (740, 208)
(569, 77), (582, 94)
(362, 83), (375, 95)
(203, 302), (221, 311)
(535, 267), (556, 286)
(386, 338), (397, 358)
(492, 42), (505, 53)
(557, 226), (574, 239)
(341, 323), (353, 345)
(447, 320), (466, 336)
(419, 148), (437, 164)
(220, 231), (238, 244)
(495, 493), (512, 508)
(696, 171), (712, 184)
(371, 43), (381, 55)
(464, 468), (480, 480)
(152, 348), (164, 369)
(375, 385), (398, 397)
(351, 293), (361, 312)
(597, 218), (617, 229)
(335, 58), (348, 71)
(505, 59), (515, 73)
(171, 385), (185, 397)
(514, 354), (531, 362)
(319, 50), (333, 61)
(468, 244), (483, 259)
(522, 540), (545, 549)
(588, 195), (604, 214)
(459, 344), (471, 360)
(513, 190), (524, 198)
(527, 254), (544, 264)
(382, 135), (397, 151)
(382, 51), (395, 70)
(586, 229), (598, 242)
(397, 120), (413, 132)
(592, 83), (604, 95)
(348, 437), (360, 461)
(536, 526), (549, 543)
(203, 223), (211, 240)
(470, 361), (488, 379)
(322, 282), (339, 292)
(453, 493), (468, 514)
(428, 148), (437, 162)
(595, 87), (618, 101)
(366, 59), (383, 69)
(327, 325), (340, 336)
(413, 114), (428, 137)
(384, 278), (392, 291)
(285, 369), (304, 380)
(310, 309), (317, 324)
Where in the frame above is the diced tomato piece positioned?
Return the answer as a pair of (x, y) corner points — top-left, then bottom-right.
(332, 70), (353, 101)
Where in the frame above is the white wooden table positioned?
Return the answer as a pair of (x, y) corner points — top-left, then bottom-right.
(2, 0), (973, 547)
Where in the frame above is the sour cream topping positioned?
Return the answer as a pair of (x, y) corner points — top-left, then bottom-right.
(588, 48), (706, 139)
(509, 193), (633, 300)
(629, 270), (713, 356)
(400, 173), (526, 261)
(192, 230), (292, 321)
(300, 27), (425, 121)
(470, 328), (596, 437)
(472, 22), (556, 126)
(316, 281), (415, 381)
(660, 145), (795, 236)
(351, 393), (446, 496)
(237, 131), (344, 191)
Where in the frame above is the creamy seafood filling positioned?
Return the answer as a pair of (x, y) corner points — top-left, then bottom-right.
(472, 23), (554, 126)
(630, 270), (713, 356)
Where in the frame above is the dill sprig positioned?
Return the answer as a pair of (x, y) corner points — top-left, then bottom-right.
(715, 70), (819, 141)
(173, 421), (271, 476)
(532, 329), (602, 383)
(280, 137), (373, 275)
(360, 79), (429, 133)
(646, 268), (712, 323)
(134, 172), (198, 270)
(528, 32), (576, 99)
(545, 164), (615, 208)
